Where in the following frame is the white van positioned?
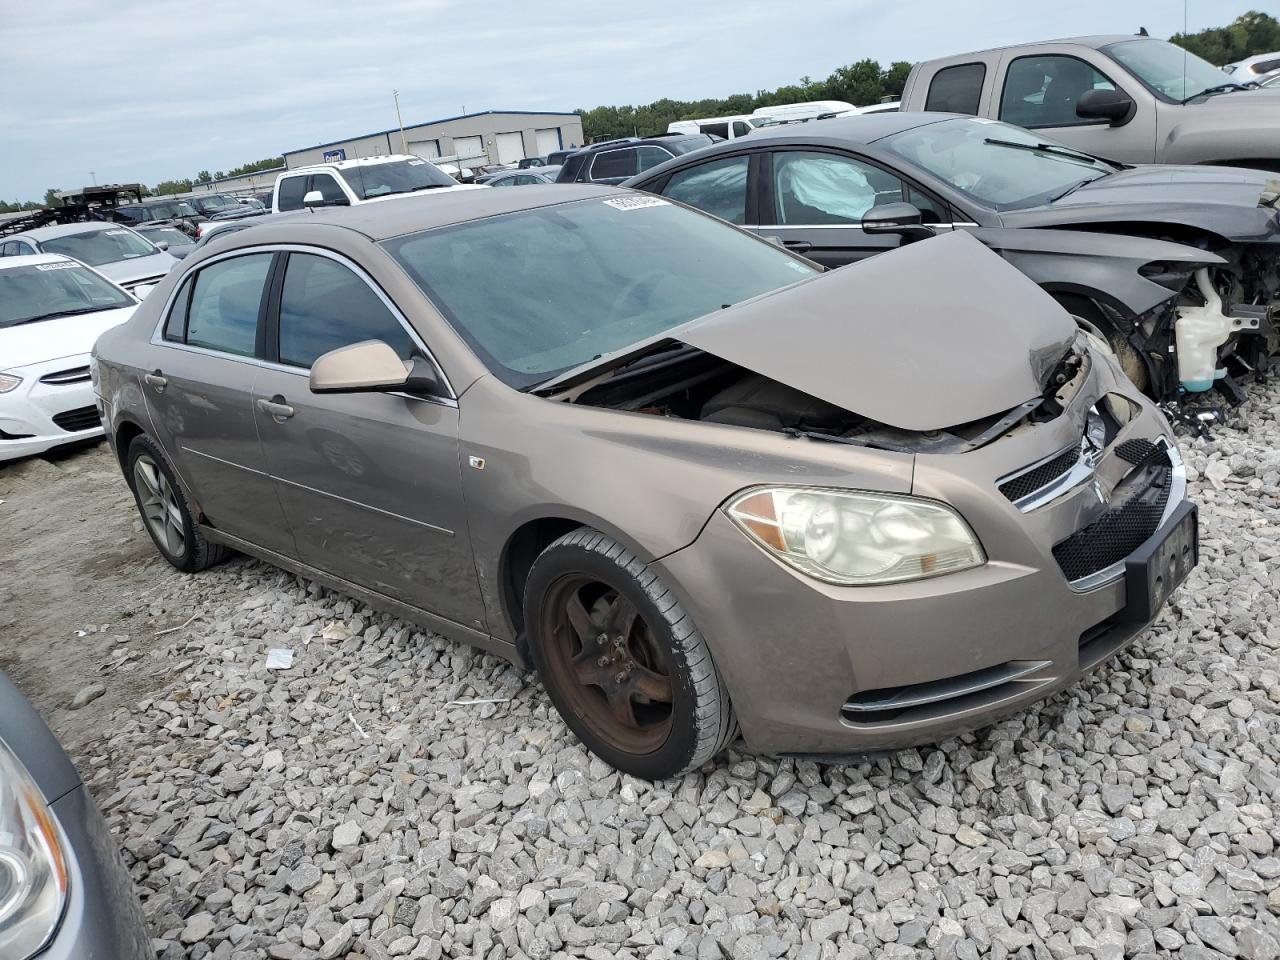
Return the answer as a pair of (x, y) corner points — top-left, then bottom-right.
(666, 115), (759, 140)
(750, 100), (857, 124)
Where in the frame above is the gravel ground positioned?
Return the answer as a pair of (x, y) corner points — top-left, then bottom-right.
(11, 379), (1280, 960)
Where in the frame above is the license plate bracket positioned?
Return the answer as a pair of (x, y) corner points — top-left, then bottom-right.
(1122, 500), (1198, 623)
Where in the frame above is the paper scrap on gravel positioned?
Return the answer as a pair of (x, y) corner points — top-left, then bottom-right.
(265, 648), (294, 670)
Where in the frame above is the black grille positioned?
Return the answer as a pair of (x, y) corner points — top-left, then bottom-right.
(1052, 453), (1172, 582)
(1115, 438), (1158, 465)
(39, 366), (92, 385)
(51, 405), (101, 432)
(999, 444), (1081, 502)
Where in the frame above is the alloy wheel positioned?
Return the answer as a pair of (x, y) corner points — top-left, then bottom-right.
(133, 455), (187, 559)
(541, 574), (674, 754)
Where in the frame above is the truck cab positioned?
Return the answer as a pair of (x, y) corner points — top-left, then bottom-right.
(901, 36), (1280, 169)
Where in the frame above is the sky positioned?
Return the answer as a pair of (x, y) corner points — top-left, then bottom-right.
(0, 0), (1264, 201)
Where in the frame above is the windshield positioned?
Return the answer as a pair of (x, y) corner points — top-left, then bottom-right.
(383, 197), (818, 388)
(139, 226), (193, 246)
(40, 227), (159, 266)
(192, 194), (239, 212)
(338, 159), (456, 199)
(0, 261), (133, 328)
(1104, 39), (1235, 101)
(883, 118), (1112, 209)
(669, 135), (716, 155)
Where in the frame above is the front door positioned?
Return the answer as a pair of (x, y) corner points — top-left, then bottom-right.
(142, 251), (297, 556)
(251, 250), (487, 631)
(761, 149), (956, 267)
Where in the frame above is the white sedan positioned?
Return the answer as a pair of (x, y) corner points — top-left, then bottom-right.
(0, 254), (137, 461)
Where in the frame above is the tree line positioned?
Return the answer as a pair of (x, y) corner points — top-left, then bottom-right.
(4, 10), (1276, 213)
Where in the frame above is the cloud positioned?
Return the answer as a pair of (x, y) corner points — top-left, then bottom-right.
(0, 0), (1259, 198)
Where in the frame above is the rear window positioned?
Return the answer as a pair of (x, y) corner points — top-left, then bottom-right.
(669, 135), (715, 155)
(925, 62), (987, 114)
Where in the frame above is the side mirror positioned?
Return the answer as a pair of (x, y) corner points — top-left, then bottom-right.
(1076, 88), (1135, 126)
(302, 190), (325, 207)
(861, 202), (935, 243)
(310, 340), (442, 396)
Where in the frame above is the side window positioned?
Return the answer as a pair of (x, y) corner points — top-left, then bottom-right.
(699, 122), (730, 139)
(590, 148), (639, 181)
(636, 146), (674, 174)
(277, 253), (416, 368)
(661, 155), (750, 225)
(164, 276), (193, 341)
(0, 242), (15, 256)
(276, 176), (308, 211)
(185, 253), (272, 356)
(1000, 55), (1117, 127)
(310, 173), (348, 205)
(773, 151), (907, 226)
(731, 121), (752, 138)
(906, 186), (949, 224)
(925, 62), (987, 114)
(16, 241), (34, 255)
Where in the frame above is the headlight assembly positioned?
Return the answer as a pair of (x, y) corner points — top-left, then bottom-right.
(0, 374), (22, 394)
(0, 741), (68, 959)
(725, 486), (985, 586)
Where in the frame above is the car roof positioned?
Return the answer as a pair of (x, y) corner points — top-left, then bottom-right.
(0, 252), (75, 271)
(933, 35), (1143, 59)
(284, 153), (425, 174)
(10, 221), (128, 241)
(213, 184), (627, 245)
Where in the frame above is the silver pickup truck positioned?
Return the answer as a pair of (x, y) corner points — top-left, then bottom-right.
(901, 35), (1280, 169)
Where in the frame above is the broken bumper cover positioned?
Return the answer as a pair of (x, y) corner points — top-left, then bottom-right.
(654, 420), (1194, 757)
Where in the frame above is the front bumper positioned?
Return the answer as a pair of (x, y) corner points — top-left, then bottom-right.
(654, 384), (1193, 756)
(0, 355), (103, 462)
(42, 785), (153, 960)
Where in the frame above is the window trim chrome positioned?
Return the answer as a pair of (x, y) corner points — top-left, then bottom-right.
(149, 243), (458, 402)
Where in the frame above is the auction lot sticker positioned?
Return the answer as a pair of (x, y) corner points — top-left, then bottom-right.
(603, 196), (670, 211)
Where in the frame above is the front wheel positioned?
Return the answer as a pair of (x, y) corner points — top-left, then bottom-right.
(524, 529), (737, 780)
(1053, 294), (1150, 394)
(126, 435), (227, 573)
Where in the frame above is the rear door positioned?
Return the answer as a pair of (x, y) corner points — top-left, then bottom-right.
(142, 250), (298, 556)
(760, 148), (952, 267)
(250, 248), (487, 629)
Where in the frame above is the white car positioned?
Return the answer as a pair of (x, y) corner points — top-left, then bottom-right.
(2, 222), (177, 298)
(272, 154), (482, 213)
(0, 255), (137, 461)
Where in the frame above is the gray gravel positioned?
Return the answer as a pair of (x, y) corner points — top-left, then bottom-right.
(78, 379), (1280, 960)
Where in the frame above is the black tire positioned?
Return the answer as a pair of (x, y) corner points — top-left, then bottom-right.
(524, 528), (737, 780)
(1053, 293), (1150, 394)
(125, 434), (227, 573)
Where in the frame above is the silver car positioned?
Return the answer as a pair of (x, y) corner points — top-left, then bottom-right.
(4, 223), (177, 297)
(0, 672), (152, 959)
(93, 186), (1197, 779)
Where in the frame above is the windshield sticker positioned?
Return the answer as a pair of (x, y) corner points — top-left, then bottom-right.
(603, 196), (670, 212)
(35, 261), (78, 271)
(106, 229), (130, 236)
(408, 159), (427, 165)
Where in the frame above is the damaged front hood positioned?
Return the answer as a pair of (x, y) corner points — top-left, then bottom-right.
(676, 230), (1075, 432)
(1003, 165), (1280, 242)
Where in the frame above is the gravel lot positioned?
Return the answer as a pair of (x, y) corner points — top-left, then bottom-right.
(5, 379), (1280, 960)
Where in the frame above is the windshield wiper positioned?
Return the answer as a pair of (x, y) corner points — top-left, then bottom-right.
(1182, 82), (1250, 103)
(983, 137), (1118, 170)
(1048, 177), (1101, 203)
(8, 305), (108, 326)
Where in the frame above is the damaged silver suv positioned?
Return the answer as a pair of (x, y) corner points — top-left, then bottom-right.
(92, 186), (1198, 779)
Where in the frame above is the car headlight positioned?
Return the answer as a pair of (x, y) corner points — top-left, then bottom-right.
(725, 486), (985, 586)
(0, 374), (21, 394)
(0, 741), (68, 959)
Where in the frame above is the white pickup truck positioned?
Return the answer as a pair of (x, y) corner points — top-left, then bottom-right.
(272, 154), (481, 213)
(900, 35), (1280, 169)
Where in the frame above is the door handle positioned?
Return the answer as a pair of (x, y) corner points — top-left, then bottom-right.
(781, 239), (812, 253)
(256, 395), (295, 421)
(143, 371), (167, 393)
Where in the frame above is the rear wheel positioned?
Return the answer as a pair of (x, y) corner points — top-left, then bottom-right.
(524, 529), (736, 779)
(126, 435), (227, 573)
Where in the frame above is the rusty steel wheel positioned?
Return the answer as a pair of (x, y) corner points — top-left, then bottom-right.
(540, 574), (675, 754)
(524, 528), (737, 780)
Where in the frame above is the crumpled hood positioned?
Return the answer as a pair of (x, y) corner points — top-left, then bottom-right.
(676, 230), (1075, 432)
(1004, 164), (1280, 242)
(2, 305), (135, 372)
